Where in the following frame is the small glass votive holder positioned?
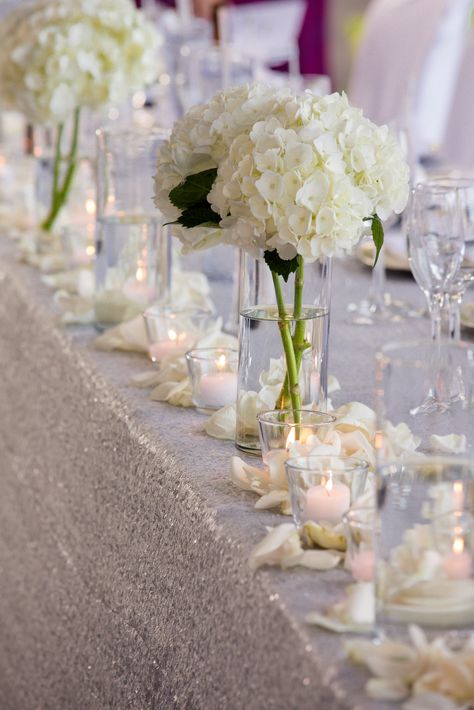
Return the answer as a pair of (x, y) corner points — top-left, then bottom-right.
(285, 456), (370, 528)
(143, 306), (215, 364)
(257, 409), (336, 459)
(185, 347), (238, 413)
(377, 455), (474, 630)
(342, 506), (376, 582)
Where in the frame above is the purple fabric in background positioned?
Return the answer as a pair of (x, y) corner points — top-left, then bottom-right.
(231, 0), (327, 75)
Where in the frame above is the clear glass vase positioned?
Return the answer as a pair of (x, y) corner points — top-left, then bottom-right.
(236, 251), (332, 453)
(93, 126), (172, 328)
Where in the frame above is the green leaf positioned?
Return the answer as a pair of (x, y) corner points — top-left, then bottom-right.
(370, 214), (384, 267)
(169, 168), (218, 210)
(264, 250), (299, 282)
(177, 203), (221, 228)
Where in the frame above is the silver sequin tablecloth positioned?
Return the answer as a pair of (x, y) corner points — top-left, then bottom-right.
(0, 238), (438, 710)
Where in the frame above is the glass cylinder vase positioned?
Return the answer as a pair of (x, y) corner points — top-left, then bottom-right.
(236, 251), (332, 453)
(94, 126), (172, 328)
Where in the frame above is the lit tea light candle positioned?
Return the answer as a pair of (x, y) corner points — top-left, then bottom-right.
(122, 266), (155, 305)
(149, 329), (190, 362)
(198, 354), (237, 408)
(305, 475), (351, 525)
(443, 536), (472, 581)
(350, 549), (375, 582)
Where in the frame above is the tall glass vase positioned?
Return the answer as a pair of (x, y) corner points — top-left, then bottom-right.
(94, 126), (172, 328)
(236, 251), (332, 453)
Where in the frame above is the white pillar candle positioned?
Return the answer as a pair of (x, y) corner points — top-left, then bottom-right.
(304, 477), (351, 525)
(198, 372), (237, 408)
(350, 550), (375, 582)
(443, 537), (472, 580)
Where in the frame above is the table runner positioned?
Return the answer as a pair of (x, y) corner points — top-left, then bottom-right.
(0, 237), (435, 709)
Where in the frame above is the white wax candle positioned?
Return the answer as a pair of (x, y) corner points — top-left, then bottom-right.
(198, 372), (237, 408)
(149, 339), (185, 362)
(350, 550), (375, 582)
(443, 550), (472, 580)
(304, 479), (351, 525)
(122, 280), (154, 306)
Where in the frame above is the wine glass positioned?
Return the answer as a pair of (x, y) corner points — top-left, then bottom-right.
(375, 339), (474, 449)
(176, 43), (256, 112)
(426, 176), (474, 341)
(407, 182), (466, 336)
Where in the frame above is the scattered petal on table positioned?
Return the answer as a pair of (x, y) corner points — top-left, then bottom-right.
(430, 434), (467, 454)
(290, 548), (342, 570)
(402, 693), (462, 710)
(254, 488), (289, 510)
(366, 678), (410, 701)
(248, 523), (302, 570)
(94, 315), (148, 353)
(131, 370), (163, 388)
(150, 378), (193, 407)
(230, 456), (269, 495)
(53, 291), (94, 325)
(205, 404), (236, 440)
(303, 520), (347, 551)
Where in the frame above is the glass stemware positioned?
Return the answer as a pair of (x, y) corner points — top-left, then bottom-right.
(375, 340), (474, 450)
(176, 43), (256, 112)
(425, 176), (474, 341)
(407, 182), (466, 345)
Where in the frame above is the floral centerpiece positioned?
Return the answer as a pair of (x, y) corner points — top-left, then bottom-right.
(0, 0), (159, 231)
(154, 84), (409, 441)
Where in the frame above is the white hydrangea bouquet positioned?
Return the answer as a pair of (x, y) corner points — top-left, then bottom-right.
(155, 84), (409, 423)
(0, 0), (159, 231)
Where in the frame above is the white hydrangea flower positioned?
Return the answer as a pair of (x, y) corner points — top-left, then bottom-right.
(154, 84), (410, 261)
(0, 0), (159, 124)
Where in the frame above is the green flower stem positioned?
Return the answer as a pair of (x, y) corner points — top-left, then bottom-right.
(275, 256), (307, 412)
(292, 255), (307, 373)
(271, 270), (302, 429)
(41, 107), (81, 232)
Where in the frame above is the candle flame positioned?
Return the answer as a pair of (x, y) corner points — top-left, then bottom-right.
(325, 476), (334, 494)
(285, 428), (296, 450)
(136, 266), (145, 282)
(85, 198), (96, 216)
(168, 329), (177, 342)
(453, 537), (464, 555)
(85, 245), (96, 256)
(216, 354), (226, 370)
